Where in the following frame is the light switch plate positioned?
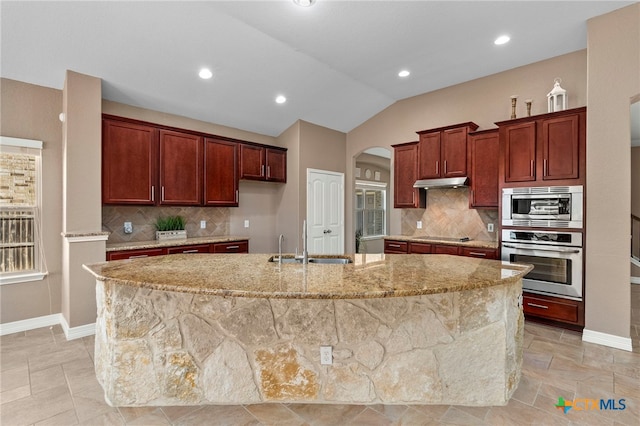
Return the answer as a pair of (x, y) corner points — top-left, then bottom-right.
(244, 220), (250, 228)
(417, 221), (422, 229)
(487, 223), (494, 232)
(200, 220), (206, 229)
(124, 222), (133, 234)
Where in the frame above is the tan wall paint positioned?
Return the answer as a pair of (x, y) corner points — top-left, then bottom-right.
(0, 78), (63, 323)
(62, 70), (104, 327)
(345, 50), (588, 252)
(275, 121), (301, 254)
(586, 4), (640, 338)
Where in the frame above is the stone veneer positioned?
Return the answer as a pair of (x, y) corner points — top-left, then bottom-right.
(95, 278), (523, 407)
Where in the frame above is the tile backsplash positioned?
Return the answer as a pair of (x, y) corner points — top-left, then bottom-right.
(103, 206), (230, 244)
(401, 188), (498, 241)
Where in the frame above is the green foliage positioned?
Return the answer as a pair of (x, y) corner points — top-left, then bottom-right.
(154, 215), (185, 231)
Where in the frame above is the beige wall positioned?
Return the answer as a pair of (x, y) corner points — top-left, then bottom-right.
(346, 50), (588, 251)
(275, 121), (301, 253)
(586, 4), (640, 338)
(0, 78), (63, 323)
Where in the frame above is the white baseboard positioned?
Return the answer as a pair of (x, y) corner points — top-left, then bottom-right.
(582, 329), (633, 352)
(0, 313), (96, 340)
(0, 313), (62, 336)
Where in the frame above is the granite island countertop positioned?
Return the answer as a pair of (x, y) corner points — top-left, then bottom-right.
(83, 253), (531, 299)
(385, 235), (499, 249)
(105, 236), (249, 252)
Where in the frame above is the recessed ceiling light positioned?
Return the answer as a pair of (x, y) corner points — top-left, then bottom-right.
(293, 0), (315, 7)
(275, 95), (287, 104)
(494, 35), (511, 45)
(199, 68), (213, 79)
(398, 70), (410, 78)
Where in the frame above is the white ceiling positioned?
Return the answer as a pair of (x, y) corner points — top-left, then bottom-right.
(1, 1), (634, 137)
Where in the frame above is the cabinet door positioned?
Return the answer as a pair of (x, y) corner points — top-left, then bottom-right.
(102, 119), (157, 204)
(266, 148), (286, 182)
(204, 138), (238, 206)
(503, 122), (536, 182)
(441, 127), (468, 177)
(409, 242), (432, 254)
(394, 143), (423, 208)
(384, 240), (408, 254)
(159, 130), (202, 205)
(460, 247), (498, 259)
(469, 131), (499, 207)
(212, 241), (249, 253)
(433, 245), (460, 255)
(541, 114), (579, 181)
(166, 244), (211, 254)
(418, 132), (441, 179)
(240, 144), (265, 180)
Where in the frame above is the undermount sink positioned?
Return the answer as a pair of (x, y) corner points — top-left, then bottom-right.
(268, 256), (352, 264)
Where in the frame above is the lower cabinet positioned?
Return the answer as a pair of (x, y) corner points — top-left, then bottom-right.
(408, 242), (431, 254)
(459, 247), (498, 259)
(433, 245), (460, 255)
(384, 240), (409, 253)
(385, 239), (498, 258)
(522, 292), (584, 327)
(107, 240), (249, 260)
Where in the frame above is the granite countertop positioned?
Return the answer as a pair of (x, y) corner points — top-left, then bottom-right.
(106, 236), (249, 252)
(385, 235), (499, 250)
(83, 253), (531, 299)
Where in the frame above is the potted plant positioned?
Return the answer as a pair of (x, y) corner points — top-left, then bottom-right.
(155, 215), (187, 240)
(355, 229), (363, 253)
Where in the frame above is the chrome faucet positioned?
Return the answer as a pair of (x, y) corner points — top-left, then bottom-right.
(278, 234), (284, 264)
(295, 220), (309, 264)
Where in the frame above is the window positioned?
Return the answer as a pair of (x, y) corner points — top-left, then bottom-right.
(0, 136), (47, 284)
(355, 181), (386, 239)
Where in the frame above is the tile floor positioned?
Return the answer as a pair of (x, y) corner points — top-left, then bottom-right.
(1, 287), (638, 425)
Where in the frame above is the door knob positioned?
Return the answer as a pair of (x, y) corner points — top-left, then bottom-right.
(323, 229), (332, 234)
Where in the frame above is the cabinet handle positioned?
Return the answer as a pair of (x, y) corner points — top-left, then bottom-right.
(261, 165), (265, 177)
(226, 245), (240, 250)
(151, 186), (155, 202)
(267, 166), (271, 178)
(468, 251), (487, 257)
(527, 302), (549, 309)
(236, 190), (239, 203)
(161, 186), (165, 202)
(388, 244), (401, 248)
(412, 192), (415, 204)
(530, 160), (535, 177)
(435, 161), (439, 175)
(543, 159), (548, 177)
(444, 160), (447, 175)
(182, 249), (199, 254)
(129, 254), (149, 259)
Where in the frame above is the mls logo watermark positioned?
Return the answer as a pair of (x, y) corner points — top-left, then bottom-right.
(555, 396), (627, 414)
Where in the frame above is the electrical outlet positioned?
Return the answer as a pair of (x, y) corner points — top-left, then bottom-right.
(124, 222), (133, 234)
(487, 223), (494, 232)
(417, 221), (422, 229)
(244, 220), (250, 228)
(200, 220), (206, 229)
(320, 346), (332, 365)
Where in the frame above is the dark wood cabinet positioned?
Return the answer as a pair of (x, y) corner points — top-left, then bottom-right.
(204, 138), (238, 206)
(212, 241), (249, 253)
(468, 129), (499, 208)
(159, 130), (203, 205)
(392, 142), (425, 208)
(497, 107), (586, 186)
(102, 119), (157, 205)
(107, 248), (166, 261)
(166, 244), (211, 254)
(433, 245), (460, 255)
(384, 240), (409, 253)
(460, 247), (498, 259)
(522, 292), (584, 327)
(417, 122), (478, 180)
(240, 144), (287, 182)
(409, 242), (432, 254)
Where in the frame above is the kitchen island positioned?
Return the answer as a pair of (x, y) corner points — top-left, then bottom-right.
(83, 253), (532, 407)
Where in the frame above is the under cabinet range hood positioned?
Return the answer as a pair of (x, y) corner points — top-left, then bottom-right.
(413, 177), (469, 190)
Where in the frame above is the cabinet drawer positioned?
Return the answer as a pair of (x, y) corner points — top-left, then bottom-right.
(433, 245), (460, 255)
(107, 248), (166, 260)
(523, 294), (579, 323)
(166, 244), (211, 254)
(460, 247), (498, 259)
(212, 241), (249, 253)
(409, 242), (432, 254)
(384, 240), (408, 254)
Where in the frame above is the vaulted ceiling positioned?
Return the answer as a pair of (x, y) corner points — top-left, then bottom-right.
(1, 1), (633, 137)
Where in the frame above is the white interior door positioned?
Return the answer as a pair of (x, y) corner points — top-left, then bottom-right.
(307, 169), (344, 254)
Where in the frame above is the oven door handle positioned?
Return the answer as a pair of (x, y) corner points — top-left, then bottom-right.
(502, 243), (581, 254)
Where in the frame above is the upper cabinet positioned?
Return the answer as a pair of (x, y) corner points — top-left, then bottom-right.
(102, 115), (286, 206)
(159, 130), (203, 205)
(204, 138), (238, 207)
(468, 129), (499, 208)
(496, 107), (586, 186)
(392, 142), (426, 208)
(102, 118), (157, 205)
(416, 122), (478, 179)
(239, 144), (287, 182)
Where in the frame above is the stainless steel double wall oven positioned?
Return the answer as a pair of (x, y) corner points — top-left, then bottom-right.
(501, 185), (584, 300)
